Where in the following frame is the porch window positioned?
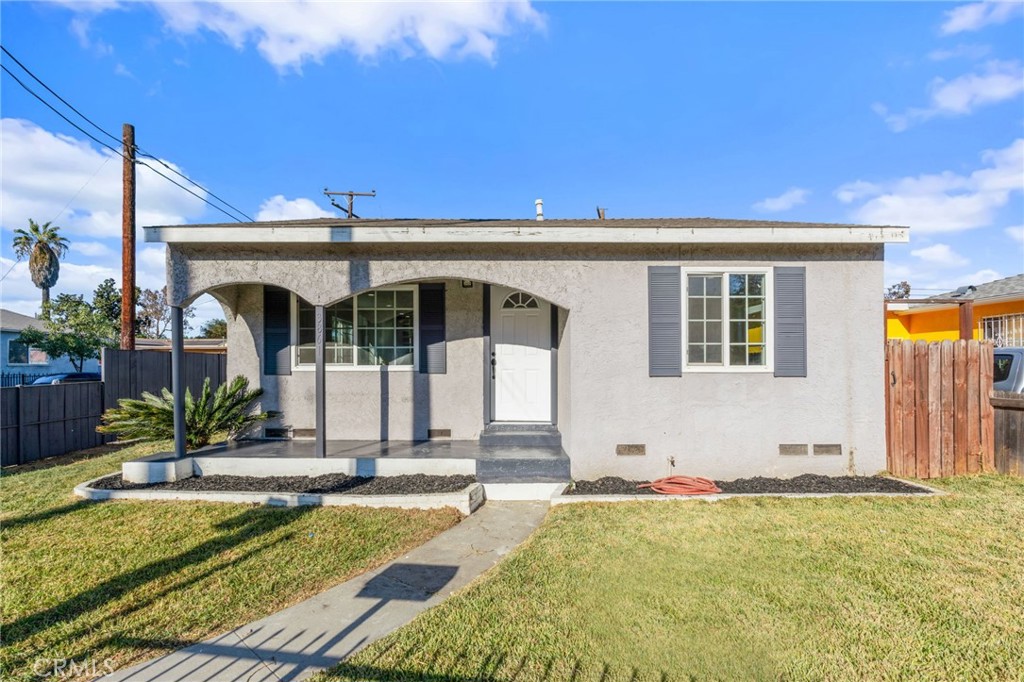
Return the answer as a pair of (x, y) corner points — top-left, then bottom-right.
(294, 288), (416, 367)
(685, 271), (770, 369)
(8, 340), (48, 365)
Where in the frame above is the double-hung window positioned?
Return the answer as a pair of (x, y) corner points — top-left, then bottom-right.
(293, 288), (417, 368)
(685, 269), (771, 369)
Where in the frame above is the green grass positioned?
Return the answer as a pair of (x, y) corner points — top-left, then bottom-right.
(322, 476), (1024, 682)
(0, 441), (461, 682)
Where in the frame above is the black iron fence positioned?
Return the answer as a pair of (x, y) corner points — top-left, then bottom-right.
(1, 372), (53, 388)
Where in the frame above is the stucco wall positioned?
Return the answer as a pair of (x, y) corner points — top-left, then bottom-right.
(176, 243), (886, 479)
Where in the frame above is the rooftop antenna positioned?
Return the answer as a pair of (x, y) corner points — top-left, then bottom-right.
(323, 188), (376, 219)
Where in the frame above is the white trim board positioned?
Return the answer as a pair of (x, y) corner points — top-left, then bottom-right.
(146, 225), (909, 245)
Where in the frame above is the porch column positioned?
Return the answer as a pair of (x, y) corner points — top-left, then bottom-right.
(171, 305), (186, 459)
(315, 304), (326, 458)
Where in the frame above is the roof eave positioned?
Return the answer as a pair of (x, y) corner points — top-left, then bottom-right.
(145, 224), (910, 245)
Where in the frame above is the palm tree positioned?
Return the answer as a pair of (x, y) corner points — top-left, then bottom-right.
(12, 219), (70, 307)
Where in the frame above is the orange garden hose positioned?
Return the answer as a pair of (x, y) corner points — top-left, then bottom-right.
(638, 476), (721, 495)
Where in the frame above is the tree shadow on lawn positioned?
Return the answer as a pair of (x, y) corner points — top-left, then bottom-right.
(5, 505), (314, 650)
(1, 442), (134, 477)
(328, 643), (672, 682)
(1, 499), (100, 531)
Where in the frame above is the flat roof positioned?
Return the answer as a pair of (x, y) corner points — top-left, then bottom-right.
(144, 216), (910, 245)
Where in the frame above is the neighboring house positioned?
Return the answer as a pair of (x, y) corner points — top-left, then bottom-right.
(886, 274), (1024, 346)
(0, 308), (100, 377)
(135, 338), (227, 354)
(146, 215), (908, 480)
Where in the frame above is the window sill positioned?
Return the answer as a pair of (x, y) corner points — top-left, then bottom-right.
(681, 366), (775, 374)
(291, 365), (416, 372)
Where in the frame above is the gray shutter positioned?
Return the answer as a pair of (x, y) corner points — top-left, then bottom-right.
(419, 283), (446, 374)
(648, 266), (682, 377)
(263, 286), (291, 376)
(774, 267), (807, 377)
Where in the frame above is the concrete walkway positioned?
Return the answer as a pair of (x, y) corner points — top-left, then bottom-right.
(105, 501), (548, 682)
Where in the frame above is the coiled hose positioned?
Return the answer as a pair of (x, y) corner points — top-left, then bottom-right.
(638, 476), (721, 495)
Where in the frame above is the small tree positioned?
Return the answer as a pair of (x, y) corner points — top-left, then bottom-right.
(198, 318), (227, 339)
(138, 286), (195, 338)
(92, 278), (122, 329)
(15, 294), (117, 371)
(885, 281), (912, 300)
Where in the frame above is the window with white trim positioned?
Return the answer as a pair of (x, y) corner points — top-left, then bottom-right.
(685, 271), (770, 368)
(294, 288), (416, 367)
(8, 340), (48, 365)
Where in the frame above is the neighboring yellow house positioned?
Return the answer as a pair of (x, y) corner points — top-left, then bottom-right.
(886, 273), (1024, 345)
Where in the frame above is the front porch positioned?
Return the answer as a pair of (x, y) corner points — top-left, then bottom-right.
(123, 438), (570, 491)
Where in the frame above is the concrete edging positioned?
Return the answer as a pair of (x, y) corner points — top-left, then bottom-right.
(74, 478), (486, 515)
(550, 477), (944, 505)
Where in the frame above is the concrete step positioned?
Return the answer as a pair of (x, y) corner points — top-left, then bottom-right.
(479, 423), (562, 448)
(476, 453), (571, 483)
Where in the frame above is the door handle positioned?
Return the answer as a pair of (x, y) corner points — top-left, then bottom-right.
(491, 352), (496, 380)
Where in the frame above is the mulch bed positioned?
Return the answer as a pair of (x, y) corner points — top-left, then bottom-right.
(91, 473), (477, 495)
(565, 474), (929, 496)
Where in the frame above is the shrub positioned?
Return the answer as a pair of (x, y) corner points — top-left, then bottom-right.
(99, 375), (277, 450)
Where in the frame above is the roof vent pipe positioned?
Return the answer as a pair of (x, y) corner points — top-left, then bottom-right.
(535, 198), (544, 221)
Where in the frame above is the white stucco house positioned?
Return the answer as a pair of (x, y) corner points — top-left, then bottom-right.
(145, 214), (908, 483)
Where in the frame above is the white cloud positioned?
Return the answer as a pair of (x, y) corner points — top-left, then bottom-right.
(875, 60), (1024, 131)
(837, 138), (1023, 233)
(1, 118), (208, 240)
(255, 195), (333, 222)
(927, 43), (992, 61)
(910, 243), (970, 267)
(113, 62), (134, 78)
(835, 180), (881, 204)
(70, 241), (115, 258)
(61, 1), (544, 70)
(0, 118), (217, 317)
(940, 1), (1023, 35)
(752, 187), (809, 213)
(1005, 225), (1024, 242)
(885, 261), (1002, 294)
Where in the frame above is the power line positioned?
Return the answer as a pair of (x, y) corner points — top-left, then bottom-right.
(0, 62), (248, 224)
(0, 45), (254, 222)
(1, 44), (122, 147)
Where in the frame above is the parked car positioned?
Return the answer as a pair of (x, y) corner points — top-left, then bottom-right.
(30, 372), (102, 385)
(993, 348), (1024, 393)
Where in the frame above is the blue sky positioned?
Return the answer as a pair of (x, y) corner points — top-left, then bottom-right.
(1, 1), (1022, 329)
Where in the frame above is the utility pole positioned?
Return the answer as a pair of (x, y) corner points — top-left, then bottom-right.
(323, 188), (376, 218)
(121, 123), (136, 350)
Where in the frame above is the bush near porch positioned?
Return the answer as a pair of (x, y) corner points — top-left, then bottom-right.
(0, 441), (461, 682)
(322, 476), (1024, 682)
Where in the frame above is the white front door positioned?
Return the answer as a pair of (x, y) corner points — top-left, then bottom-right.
(492, 287), (551, 422)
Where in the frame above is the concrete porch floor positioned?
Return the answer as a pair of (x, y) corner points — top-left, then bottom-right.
(213, 438), (568, 461)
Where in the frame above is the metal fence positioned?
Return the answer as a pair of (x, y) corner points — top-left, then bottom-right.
(1, 349), (227, 467)
(1, 372), (53, 388)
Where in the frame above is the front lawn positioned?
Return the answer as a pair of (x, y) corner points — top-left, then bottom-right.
(324, 476), (1024, 682)
(0, 442), (461, 682)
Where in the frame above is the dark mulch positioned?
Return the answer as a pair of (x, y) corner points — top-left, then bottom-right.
(91, 473), (477, 495)
(565, 474), (929, 496)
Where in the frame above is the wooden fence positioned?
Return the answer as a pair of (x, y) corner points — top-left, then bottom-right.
(992, 391), (1023, 476)
(101, 348), (227, 409)
(1, 349), (227, 467)
(1, 382), (106, 466)
(885, 339), (995, 478)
